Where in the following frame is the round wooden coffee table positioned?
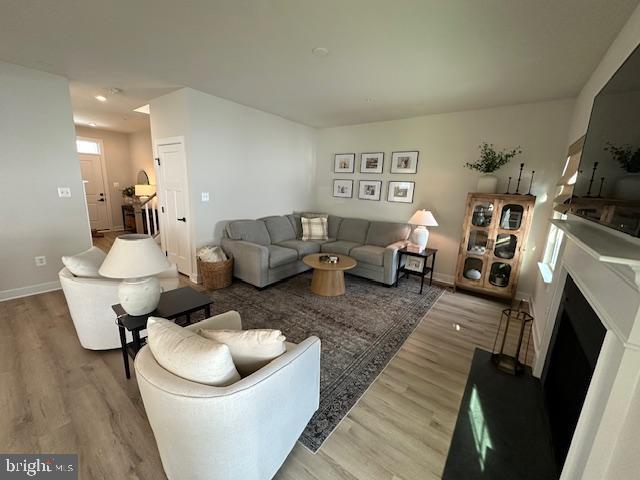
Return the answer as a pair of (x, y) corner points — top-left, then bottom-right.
(303, 253), (357, 296)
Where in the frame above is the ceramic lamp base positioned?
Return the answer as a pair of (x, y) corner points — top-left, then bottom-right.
(118, 276), (161, 316)
(409, 226), (429, 251)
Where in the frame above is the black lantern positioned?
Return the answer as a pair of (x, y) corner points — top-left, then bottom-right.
(491, 307), (533, 375)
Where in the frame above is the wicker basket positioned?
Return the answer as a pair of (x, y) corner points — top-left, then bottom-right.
(198, 256), (233, 290)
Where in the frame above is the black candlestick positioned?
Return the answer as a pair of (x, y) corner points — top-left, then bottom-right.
(504, 177), (512, 194)
(597, 177), (605, 198)
(514, 163), (524, 194)
(585, 162), (599, 197)
(526, 170), (535, 196)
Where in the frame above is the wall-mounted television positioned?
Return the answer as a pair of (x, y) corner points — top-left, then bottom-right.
(569, 44), (640, 237)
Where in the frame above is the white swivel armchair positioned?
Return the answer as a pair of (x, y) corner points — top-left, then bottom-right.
(135, 311), (321, 480)
(59, 260), (180, 350)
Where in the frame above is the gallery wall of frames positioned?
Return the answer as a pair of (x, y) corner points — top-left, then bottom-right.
(332, 151), (418, 203)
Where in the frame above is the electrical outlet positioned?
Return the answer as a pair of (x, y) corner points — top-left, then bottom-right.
(201, 192), (210, 202)
(34, 256), (47, 267)
(113, 182), (120, 188)
(57, 187), (71, 198)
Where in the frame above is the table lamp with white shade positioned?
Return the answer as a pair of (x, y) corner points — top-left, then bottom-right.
(408, 209), (438, 251)
(98, 234), (171, 316)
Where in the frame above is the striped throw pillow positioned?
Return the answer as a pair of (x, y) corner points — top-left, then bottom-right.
(301, 216), (328, 241)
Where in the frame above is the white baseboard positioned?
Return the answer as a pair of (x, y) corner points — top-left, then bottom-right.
(0, 280), (61, 302)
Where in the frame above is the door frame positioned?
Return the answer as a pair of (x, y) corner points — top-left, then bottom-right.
(77, 136), (113, 231)
(153, 136), (196, 282)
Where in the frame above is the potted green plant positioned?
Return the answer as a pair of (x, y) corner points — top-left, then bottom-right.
(604, 142), (640, 201)
(122, 185), (136, 204)
(465, 142), (522, 193)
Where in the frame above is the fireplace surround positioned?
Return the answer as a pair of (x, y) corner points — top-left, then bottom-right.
(533, 217), (640, 479)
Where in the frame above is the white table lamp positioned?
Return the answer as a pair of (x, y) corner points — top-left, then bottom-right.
(408, 210), (438, 251)
(99, 234), (171, 315)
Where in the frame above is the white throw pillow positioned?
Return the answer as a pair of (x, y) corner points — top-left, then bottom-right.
(198, 329), (286, 376)
(301, 216), (328, 241)
(147, 317), (241, 386)
(61, 246), (107, 277)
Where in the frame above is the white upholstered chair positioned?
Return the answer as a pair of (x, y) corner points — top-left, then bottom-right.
(59, 257), (180, 350)
(134, 311), (321, 480)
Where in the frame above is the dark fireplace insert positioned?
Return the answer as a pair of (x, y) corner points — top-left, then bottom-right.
(541, 276), (606, 471)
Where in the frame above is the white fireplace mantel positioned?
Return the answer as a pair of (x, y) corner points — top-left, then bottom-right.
(535, 217), (640, 480)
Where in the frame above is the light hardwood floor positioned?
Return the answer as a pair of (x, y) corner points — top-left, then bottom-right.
(0, 281), (522, 479)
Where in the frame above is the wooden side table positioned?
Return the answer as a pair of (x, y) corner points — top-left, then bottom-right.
(112, 286), (212, 379)
(395, 247), (438, 294)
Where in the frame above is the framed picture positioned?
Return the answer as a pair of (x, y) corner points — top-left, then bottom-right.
(360, 152), (384, 174)
(334, 153), (355, 173)
(404, 256), (425, 273)
(390, 151), (419, 174)
(333, 179), (354, 198)
(358, 180), (382, 201)
(387, 181), (415, 203)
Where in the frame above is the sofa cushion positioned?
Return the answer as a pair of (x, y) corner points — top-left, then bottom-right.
(146, 317), (241, 386)
(286, 214), (302, 238)
(198, 328), (286, 377)
(226, 220), (271, 246)
(268, 245), (298, 268)
(301, 216), (328, 241)
(366, 221), (411, 247)
(261, 216), (296, 244)
(350, 245), (385, 267)
(62, 246), (107, 277)
(276, 240), (321, 258)
(328, 215), (343, 239)
(320, 240), (361, 256)
(337, 218), (370, 244)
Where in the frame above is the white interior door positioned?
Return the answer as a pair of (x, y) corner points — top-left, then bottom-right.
(79, 153), (109, 230)
(157, 142), (191, 275)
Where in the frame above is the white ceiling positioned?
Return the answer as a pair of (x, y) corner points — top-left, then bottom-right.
(0, 0), (638, 129)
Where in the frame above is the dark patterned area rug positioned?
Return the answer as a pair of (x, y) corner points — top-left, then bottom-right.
(207, 272), (444, 452)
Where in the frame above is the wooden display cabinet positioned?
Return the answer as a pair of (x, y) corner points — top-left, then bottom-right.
(455, 193), (535, 299)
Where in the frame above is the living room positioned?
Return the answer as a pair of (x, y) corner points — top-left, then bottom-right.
(1, 1), (640, 479)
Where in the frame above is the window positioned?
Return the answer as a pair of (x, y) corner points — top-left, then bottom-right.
(76, 138), (100, 154)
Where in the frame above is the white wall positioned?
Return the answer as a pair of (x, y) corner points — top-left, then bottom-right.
(313, 99), (574, 296)
(0, 62), (91, 300)
(76, 126), (135, 230)
(150, 88), (316, 275)
(531, 4), (640, 346)
(128, 129), (155, 185)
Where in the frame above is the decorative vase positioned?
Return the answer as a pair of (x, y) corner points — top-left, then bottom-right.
(613, 173), (640, 201)
(477, 174), (498, 193)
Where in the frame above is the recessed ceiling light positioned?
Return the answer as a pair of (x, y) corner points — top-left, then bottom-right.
(88, 122), (97, 127)
(311, 47), (329, 57)
(95, 95), (107, 102)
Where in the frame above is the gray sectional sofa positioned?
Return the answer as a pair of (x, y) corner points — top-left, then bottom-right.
(220, 213), (411, 288)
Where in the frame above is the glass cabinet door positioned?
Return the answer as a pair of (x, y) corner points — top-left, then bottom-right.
(494, 234), (517, 259)
(471, 201), (495, 228)
(489, 262), (512, 288)
(467, 230), (489, 255)
(463, 257), (484, 282)
(499, 203), (524, 230)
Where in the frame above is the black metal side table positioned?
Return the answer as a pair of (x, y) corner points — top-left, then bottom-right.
(112, 286), (212, 379)
(395, 247), (438, 294)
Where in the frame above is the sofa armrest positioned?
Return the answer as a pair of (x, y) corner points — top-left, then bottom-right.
(382, 240), (409, 285)
(185, 310), (242, 332)
(221, 238), (269, 287)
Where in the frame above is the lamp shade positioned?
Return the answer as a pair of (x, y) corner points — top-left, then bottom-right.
(408, 209), (438, 227)
(99, 234), (170, 279)
(135, 184), (156, 197)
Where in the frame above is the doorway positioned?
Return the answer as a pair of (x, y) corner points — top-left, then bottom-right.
(77, 137), (112, 231)
(155, 138), (192, 277)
